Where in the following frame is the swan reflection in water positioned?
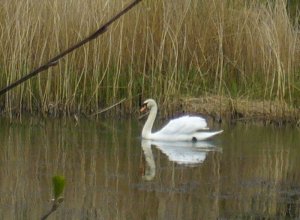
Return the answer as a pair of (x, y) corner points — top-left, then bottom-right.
(141, 139), (222, 181)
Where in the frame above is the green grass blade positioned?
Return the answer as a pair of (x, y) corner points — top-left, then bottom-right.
(52, 176), (65, 199)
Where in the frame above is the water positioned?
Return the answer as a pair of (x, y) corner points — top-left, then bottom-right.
(0, 117), (299, 219)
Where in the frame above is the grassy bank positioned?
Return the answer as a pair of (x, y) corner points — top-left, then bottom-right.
(0, 0), (299, 119)
(162, 96), (300, 126)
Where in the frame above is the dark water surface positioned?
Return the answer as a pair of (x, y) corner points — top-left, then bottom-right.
(0, 117), (299, 219)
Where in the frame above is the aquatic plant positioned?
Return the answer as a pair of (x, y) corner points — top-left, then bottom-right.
(41, 175), (65, 220)
(0, 0), (299, 117)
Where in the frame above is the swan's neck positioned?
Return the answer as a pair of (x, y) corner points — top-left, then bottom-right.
(142, 105), (157, 138)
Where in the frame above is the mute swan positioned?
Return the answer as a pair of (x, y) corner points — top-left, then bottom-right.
(140, 99), (223, 141)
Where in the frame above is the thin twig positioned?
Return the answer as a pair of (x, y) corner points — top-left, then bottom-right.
(41, 198), (64, 220)
(90, 98), (127, 116)
(0, 0), (142, 96)
(41, 207), (56, 220)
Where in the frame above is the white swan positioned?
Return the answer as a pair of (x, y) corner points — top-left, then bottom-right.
(140, 99), (223, 141)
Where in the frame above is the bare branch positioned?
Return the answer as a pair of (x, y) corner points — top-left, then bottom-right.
(0, 0), (142, 96)
(90, 98), (127, 116)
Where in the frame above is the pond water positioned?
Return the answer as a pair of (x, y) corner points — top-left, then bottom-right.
(0, 117), (299, 219)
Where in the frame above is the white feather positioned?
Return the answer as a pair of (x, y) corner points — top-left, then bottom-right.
(158, 115), (208, 135)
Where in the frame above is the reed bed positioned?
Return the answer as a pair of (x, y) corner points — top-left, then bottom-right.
(0, 0), (299, 117)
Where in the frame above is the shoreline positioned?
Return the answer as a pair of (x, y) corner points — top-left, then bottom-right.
(0, 95), (299, 126)
(163, 96), (300, 126)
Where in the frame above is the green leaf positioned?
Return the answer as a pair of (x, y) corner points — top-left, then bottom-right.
(52, 176), (65, 199)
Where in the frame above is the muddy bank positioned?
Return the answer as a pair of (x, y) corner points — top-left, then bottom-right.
(164, 96), (300, 126)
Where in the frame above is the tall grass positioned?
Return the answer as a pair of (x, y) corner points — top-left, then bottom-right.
(0, 0), (299, 116)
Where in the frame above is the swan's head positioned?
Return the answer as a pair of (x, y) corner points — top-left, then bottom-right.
(140, 99), (157, 113)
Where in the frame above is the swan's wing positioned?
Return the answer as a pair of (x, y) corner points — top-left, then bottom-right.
(157, 116), (208, 135)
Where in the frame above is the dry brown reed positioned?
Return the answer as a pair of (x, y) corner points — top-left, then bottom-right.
(0, 0), (299, 117)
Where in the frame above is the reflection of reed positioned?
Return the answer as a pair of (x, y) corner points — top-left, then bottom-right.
(139, 139), (223, 219)
(0, 119), (298, 219)
(0, 117), (224, 219)
(218, 125), (300, 219)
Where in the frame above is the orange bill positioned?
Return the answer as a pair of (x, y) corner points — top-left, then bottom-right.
(140, 105), (147, 113)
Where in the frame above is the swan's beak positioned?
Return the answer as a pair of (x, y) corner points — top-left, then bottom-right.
(140, 105), (147, 113)
(139, 105), (149, 120)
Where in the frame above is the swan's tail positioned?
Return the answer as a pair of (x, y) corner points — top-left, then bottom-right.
(193, 130), (223, 141)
